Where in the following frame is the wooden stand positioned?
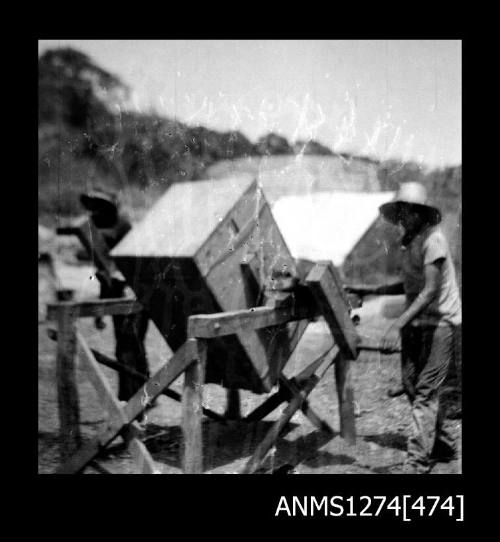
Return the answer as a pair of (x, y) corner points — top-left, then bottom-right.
(48, 261), (360, 474)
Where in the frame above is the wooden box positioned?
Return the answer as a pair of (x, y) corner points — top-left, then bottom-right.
(111, 177), (307, 393)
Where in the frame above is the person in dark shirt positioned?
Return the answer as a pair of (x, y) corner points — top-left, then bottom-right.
(80, 189), (150, 403)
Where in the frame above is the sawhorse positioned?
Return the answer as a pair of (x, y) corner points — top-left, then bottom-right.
(49, 261), (360, 474)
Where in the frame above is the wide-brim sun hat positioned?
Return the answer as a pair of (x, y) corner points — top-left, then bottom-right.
(379, 182), (441, 225)
(80, 189), (119, 213)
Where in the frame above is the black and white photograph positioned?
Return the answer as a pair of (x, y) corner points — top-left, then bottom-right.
(38, 40), (462, 481)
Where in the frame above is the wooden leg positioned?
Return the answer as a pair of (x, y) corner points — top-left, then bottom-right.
(225, 388), (241, 420)
(244, 387), (289, 422)
(125, 421), (159, 474)
(76, 332), (127, 428)
(242, 375), (319, 474)
(280, 376), (334, 434)
(56, 340), (196, 474)
(182, 339), (206, 474)
(84, 347), (226, 423)
(56, 305), (82, 460)
(129, 437), (158, 474)
(334, 354), (356, 445)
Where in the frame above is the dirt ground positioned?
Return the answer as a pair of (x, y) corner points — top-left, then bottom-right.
(38, 257), (462, 475)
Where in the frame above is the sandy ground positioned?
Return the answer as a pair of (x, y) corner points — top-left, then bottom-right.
(38, 258), (461, 475)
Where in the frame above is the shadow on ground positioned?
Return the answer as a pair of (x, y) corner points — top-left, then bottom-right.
(137, 420), (341, 473)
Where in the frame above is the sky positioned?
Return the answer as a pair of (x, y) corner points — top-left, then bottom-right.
(38, 40), (461, 169)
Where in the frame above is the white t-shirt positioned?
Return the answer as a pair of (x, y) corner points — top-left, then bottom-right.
(401, 225), (462, 326)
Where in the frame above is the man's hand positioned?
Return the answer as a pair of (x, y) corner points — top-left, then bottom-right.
(380, 323), (402, 353)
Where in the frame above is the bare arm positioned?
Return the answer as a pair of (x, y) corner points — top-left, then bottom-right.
(374, 282), (405, 296)
(396, 260), (442, 328)
(380, 259), (443, 351)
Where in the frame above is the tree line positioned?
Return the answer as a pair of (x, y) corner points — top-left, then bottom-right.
(39, 47), (461, 217)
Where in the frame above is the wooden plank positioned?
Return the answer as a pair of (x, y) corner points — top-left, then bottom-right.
(200, 187), (304, 391)
(111, 177), (258, 260)
(225, 388), (241, 420)
(56, 340), (196, 474)
(243, 387), (289, 422)
(243, 347), (338, 425)
(111, 177), (303, 393)
(126, 422), (159, 474)
(89, 348), (227, 423)
(241, 374), (320, 474)
(194, 178), (263, 276)
(334, 353), (356, 445)
(306, 262), (360, 359)
(279, 376), (334, 434)
(300, 400), (335, 434)
(182, 339), (207, 474)
(122, 339), (197, 423)
(293, 344), (339, 385)
(187, 305), (310, 339)
(243, 352), (335, 425)
(75, 332), (128, 427)
(47, 298), (142, 321)
(203, 199), (267, 275)
(128, 438), (159, 474)
(57, 442), (103, 474)
(55, 305), (82, 460)
(322, 260), (351, 308)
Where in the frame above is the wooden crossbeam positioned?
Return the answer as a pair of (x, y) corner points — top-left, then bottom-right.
(55, 304), (82, 459)
(182, 339), (206, 473)
(76, 332), (128, 428)
(76, 334), (160, 474)
(51, 258), (360, 474)
(187, 304), (310, 339)
(88, 348), (227, 423)
(128, 437), (159, 474)
(124, 422), (159, 474)
(56, 340), (197, 474)
(243, 346), (338, 424)
(204, 202), (267, 275)
(243, 387), (289, 422)
(335, 353), (356, 444)
(305, 262), (360, 360)
(279, 376), (334, 434)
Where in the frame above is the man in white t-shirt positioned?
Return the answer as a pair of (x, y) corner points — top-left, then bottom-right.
(346, 182), (461, 474)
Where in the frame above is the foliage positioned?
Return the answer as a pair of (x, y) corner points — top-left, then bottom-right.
(39, 46), (461, 226)
(254, 132), (294, 156)
(39, 47), (128, 129)
(292, 139), (334, 156)
(377, 159), (462, 212)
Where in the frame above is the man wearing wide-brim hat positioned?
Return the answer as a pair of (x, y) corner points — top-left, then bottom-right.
(346, 182), (462, 474)
(79, 188), (151, 405)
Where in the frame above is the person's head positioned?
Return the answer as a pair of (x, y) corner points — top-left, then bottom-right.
(379, 182), (441, 233)
(80, 189), (119, 227)
(394, 202), (427, 232)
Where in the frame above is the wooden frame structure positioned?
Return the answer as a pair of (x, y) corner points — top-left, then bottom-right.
(47, 261), (362, 475)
